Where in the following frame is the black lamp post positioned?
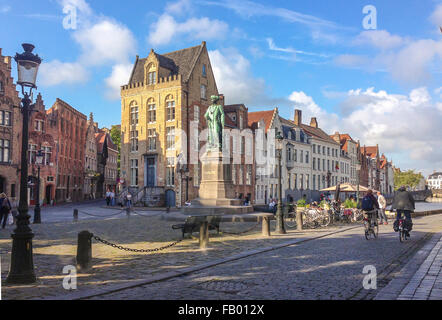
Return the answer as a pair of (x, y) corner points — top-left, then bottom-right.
(6, 43), (41, 284)
(275, 131), (286, 234)
(33, 150), (44, 224)
(356, 161), (361, 205)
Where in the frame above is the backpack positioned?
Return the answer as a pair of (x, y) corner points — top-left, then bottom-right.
(361, 195), (374, 211)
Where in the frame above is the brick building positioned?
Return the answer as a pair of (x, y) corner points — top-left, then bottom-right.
(95, 129), (118, 197)
(0, 48), (22, 202)
(84, 113), (99, 199)
(120, 41), (219, 207)
(27, 93), (57, 205)
(47, 98), (87, 203)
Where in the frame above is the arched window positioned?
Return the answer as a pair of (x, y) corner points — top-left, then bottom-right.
(166, 95), (175, 121)
(146, 63), (157, 85)
(130, 101), (138, 125)
(147, 98), (156, 123)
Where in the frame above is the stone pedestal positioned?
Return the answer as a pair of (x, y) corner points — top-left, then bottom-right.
(182, 151), (252, 215)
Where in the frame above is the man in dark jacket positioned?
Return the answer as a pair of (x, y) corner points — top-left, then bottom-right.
(391, 186), (415, 225)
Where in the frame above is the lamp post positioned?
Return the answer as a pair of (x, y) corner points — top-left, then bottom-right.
(33, 150), (44, 224)
(7, 43), (41, 284)
(275, 131), (286, 234)
(356, 162), (361, 205)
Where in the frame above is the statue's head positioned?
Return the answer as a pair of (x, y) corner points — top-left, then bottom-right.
(210, 95), (219, 103)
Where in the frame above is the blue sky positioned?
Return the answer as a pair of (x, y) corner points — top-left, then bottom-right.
(1, 0), (441, 175)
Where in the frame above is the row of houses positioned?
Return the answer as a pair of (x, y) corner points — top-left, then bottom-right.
(119, 42), (395, 207)
(0, 48), (118, 205)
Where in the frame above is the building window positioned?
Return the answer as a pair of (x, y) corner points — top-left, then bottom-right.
(35, 120), (44, 132)
(300, 174), (304, 189)
(239, 166), (244, 185)
(194, 105), (200, 122)
(10, 184), (16, 198)
(246, 165), (252, 185)
(166, 157), (175, 186)
(148, 129), (156, 151)
(28, 144), (37, 164)
(130, 102), (138, 125)
(202, 64), (207, 77)
(306, 151), (309, 164)
(148, 98), (156, 123)
(194, 163), (200, 187)
(0, 81), (4, 95)
(313, 174), (316, 190)
(232, 165), (236, 184)
(130, 159), (138, 186)
(0, 111), (11, 126)
(148, 71), (156, 85)
(42, 146), (52, 165)
(166, 96), (175, 121)
(166, 126), (175, 150)
(0, 139), (10, 162)
(313, 144), (316, 154)
(294, 149), (297, 162)
(201, 85), (207, 100)
(130, 130), (138, 152)
(300, 150), (304, 163)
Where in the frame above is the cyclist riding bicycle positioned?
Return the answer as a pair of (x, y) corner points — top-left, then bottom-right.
(391, 186), (415, 235)
(361, 189), (379, 225)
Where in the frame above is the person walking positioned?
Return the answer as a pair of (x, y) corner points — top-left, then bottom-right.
(0, 193), (12, 229)
(391, 186), (415, 234)
(110, 189), (115, 206)
(126, 193), (132, 208)
(377, 191), (388, 225)
(105, 189), (111, 206)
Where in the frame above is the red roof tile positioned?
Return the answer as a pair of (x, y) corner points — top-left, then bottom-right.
(247, 110), (276, 133)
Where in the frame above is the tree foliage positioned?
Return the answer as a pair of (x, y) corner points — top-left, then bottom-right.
(394, 170), (424, 190)
(110, 125), (121, 176)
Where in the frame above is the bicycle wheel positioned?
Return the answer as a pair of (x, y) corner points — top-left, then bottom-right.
(399, 230), (405, 242)
(321, 212), (331, 227)
(373, 224), (379, 238)
(285, 213), (297, 228)
(364, 221), (370, 240)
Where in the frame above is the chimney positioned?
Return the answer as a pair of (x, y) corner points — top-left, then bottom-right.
(310, 117), (318, 128)
(294, 109), (302, 126)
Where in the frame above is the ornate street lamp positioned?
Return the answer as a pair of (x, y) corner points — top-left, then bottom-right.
(7, 43), (41, 284)
(275, 131), (286, 234)
(33, 150), (44, 224)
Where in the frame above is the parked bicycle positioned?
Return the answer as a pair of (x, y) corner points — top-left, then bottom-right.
(302, 207), (331, 229)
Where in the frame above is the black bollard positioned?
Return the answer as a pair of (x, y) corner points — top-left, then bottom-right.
(199, 221), (209, 249)
(73, 209), (78, 222)
(76, 231), (93, 271)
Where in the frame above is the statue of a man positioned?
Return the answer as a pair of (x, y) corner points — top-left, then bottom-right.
(205, 95), (225, 151)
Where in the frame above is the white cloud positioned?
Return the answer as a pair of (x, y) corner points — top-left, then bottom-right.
(0, 5), (11, 13)
(148, 13), (228, 46)
(59, 0), (92, 16)
(39, 60), (89, 86)
(353, 30), (404, 50)
(74, 19), (137, 66)
(288, 87), (442, 173)
(104, 63), (133, 100)
(430, 4), (442, 27)
(209, 48), (266, 106)
(165, 0), (192, 15)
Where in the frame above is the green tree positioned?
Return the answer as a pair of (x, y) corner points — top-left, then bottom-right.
(110, 125), (121, 176)
(394, 170), (424, 190)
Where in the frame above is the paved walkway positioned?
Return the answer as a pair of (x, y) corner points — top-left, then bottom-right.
(375, 232), (442, 300)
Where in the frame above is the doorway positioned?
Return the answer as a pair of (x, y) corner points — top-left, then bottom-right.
(165, 189), (176, 208)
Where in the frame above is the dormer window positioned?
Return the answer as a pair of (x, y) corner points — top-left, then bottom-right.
(146, 63), (157, 85)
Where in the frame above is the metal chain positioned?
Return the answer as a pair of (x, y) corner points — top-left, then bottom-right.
(131, 210), (163, 218)
(77, 209), (126, 218)
(220, 221), (261, 235)
(92, 235), (182, 253)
